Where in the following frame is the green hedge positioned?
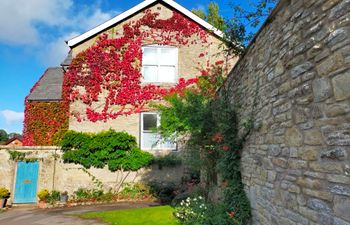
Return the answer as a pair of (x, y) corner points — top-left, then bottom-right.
(61, 130), (153, 171)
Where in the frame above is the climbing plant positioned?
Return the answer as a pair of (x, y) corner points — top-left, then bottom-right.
(156, 63), (258, 224)
(64, 9), (212, 123)
(23, 8), (227, 146)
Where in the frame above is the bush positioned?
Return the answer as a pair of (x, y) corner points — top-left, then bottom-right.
(174, 196), (207, 225)
(73, 188), (114, 202)
(0, 187), (10, 199)
(174, 196), (240, 225)
(118, 183), (153, 200)
(37, 189), (61, 204)
(37, 189), (50, 201)
(61, 130), (153, 172)
(47, 190), (60, 204)
(149, 181), (178, 204)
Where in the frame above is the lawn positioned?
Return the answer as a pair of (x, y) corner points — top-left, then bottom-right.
(80, 205), (179, 225)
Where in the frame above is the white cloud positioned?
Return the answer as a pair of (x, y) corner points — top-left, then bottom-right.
(41, 32), (79, 66)
(0, 0), (72, 45)
(0, 0), (118, 66)
(1, 110), (24, 124)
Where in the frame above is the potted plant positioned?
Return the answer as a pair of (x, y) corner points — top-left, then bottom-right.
(0, 187), (10, 208)
(37, 189), (49, 208)
(60, 191), (68, 203)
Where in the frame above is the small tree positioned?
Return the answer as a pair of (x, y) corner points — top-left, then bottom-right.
(60, 130), (153, 191)
(0, 129), (8, 144)
(192, 2), (226, 31)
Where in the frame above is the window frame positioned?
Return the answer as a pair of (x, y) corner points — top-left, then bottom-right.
(140, 112), (177, 151)
(141, 45), (178, 84)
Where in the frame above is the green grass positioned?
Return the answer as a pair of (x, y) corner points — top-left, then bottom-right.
(80, 205), (179, 225)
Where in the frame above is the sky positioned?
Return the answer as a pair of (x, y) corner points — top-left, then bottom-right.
(0, 0), (263, 134)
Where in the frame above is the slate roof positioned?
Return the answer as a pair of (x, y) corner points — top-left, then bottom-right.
(61, 51), (72, 67)
(27, 67), (64, 101)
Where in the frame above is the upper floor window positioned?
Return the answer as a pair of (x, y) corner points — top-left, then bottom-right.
(142, 46), (178, 83)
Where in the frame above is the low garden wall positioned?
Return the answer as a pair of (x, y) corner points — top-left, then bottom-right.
(225, 0), (350, 224)
(0, 146), (183, 205)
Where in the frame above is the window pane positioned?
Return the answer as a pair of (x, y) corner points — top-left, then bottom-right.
(160, 138), (176, 149)
(143, 48), (158, 65)
(142, 132), (160, 149)
(143, 113), (157, 131)
(143, 66), (158, 82)
(158, 66), (175, 82)
(160, 48), (177, 65)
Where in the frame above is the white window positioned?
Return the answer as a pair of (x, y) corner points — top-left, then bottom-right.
(140, 112), (176, 150)
(142, 46), (178, 83)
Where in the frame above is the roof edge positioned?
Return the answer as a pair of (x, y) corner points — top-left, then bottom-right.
(66, 0), (224, 47)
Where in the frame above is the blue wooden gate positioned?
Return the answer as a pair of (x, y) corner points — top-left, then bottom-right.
(14, 161), (39, 203)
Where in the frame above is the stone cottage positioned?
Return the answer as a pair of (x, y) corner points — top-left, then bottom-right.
(0, 0), (233, 205)
(23, 0), (234, 150)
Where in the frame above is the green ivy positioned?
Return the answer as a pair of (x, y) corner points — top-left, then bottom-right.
(60, 130), (153, 172)
(7, 150), (38, 162)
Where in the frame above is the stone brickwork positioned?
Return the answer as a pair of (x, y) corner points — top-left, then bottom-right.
(225, 0), (350, 224)
(0, 146), (183, 205)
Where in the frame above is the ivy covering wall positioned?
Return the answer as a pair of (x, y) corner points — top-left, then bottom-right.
(23, 8), (227, 146)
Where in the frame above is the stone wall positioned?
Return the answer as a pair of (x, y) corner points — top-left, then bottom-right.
(225, 0), (350, 224)
(0, 146), (183, 205)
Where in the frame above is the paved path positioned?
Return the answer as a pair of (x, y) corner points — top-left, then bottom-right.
(0, 202), (157, 225)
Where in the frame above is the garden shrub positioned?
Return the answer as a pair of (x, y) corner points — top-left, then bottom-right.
(148, 181), (178, 204)
(47, 190), (60, 205)
(156, 63), (254, 224)
(61, 130), (153, 172)
(37, 189), (50, 201)
(0, 187), (10, 199)
(73, 188), (114, 202)
(118, 183), (153, 200)
(174, 197), (240, 225)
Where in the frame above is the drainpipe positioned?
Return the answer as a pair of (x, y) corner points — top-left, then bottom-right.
(52, 147), (57, 190)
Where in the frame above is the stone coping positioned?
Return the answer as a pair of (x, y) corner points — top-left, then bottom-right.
(0, 146), (61, 151)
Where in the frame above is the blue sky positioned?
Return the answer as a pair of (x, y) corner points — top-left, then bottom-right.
(0, 0), (261, 134)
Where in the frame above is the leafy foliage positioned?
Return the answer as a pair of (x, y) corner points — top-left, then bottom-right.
(225, 0), (278, 51)
(192, 2), (226, 31)
(174, 197), (239, 225)
(37, 189), (60, 204)
(64, 9), (209, 122)
(156, 64), (253, 224)
(148, 181), (178, 205)
(0, 130), (8, 143)
(37, 189), (50, 201)
(73, 188), (114, 202)
(23, 100), (68, 146)
(61, 130), (153, 172)
(118, 183), (154, 200)
(0, 187), (10, 199)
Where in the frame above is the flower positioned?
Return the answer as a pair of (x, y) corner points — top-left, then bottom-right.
(229, 211), (235, 218)
(222, 145), (230, 151)
(212, 132), (224, 143)
(215, 60), (224, 65)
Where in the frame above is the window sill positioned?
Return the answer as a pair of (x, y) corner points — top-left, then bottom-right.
(141, 82), (177, 87)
